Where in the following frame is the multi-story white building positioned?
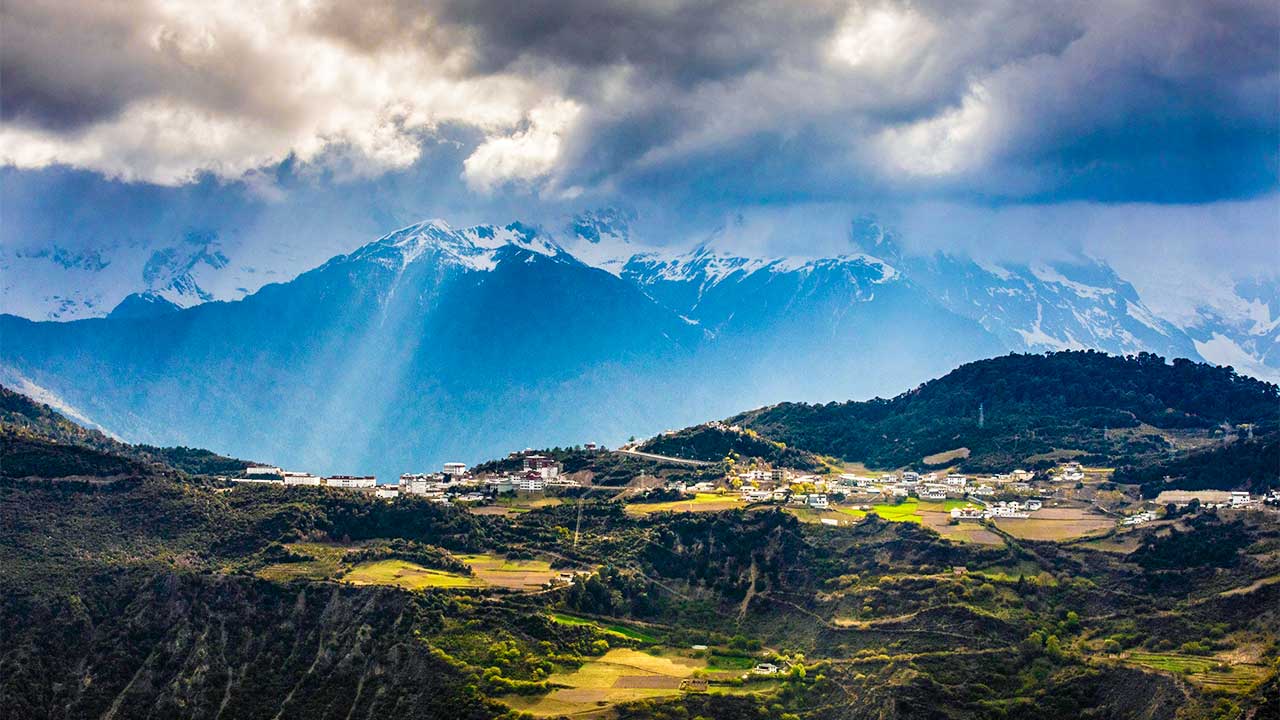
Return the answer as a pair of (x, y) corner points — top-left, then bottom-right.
(443, 462), (467, 476)
(517, 472), (545, 492)
(282, 472), (322, 486)
(245, 466), (283, 477)
(325, 475), (376, 489)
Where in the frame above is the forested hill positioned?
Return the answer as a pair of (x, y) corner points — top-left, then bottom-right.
(0, 385), (252, 478)
(729, 351), (1279, 471)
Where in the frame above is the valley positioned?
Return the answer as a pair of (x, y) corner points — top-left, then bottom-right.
(1, 352), (1278, 719)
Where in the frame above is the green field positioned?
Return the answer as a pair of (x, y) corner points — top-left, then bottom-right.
(625, 493), (744, 515)
(343, 559), (483, 590)
(456, 553), (560, 589)
(499, 648), (706, 716)
(838, 498), (971, 524)
(1124, 653), (1271, 692)
(256, 542), (350, 582)
(549, 612), (659, 643)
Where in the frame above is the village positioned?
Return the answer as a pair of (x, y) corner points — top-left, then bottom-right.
(227, 443), (1280, 534)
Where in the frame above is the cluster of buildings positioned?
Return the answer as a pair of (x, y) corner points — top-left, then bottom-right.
(663, 463), (1049, 517)
(234, 466), (378, 490)
(231, 449), (588, 505)
(833, 468), (1039, 503)
(950, 499), (1043, 521)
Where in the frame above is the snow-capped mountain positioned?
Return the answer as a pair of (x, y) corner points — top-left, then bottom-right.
(1178, 277), (1280, 382)
(2, 230), (235, 321)
(6, 209), (1274, 381)
(2, 215), (1276, 476)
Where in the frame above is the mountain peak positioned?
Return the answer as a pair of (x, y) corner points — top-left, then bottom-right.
(366, 220), (565, 272)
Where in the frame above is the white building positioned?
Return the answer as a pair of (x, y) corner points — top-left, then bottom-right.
(326, 475), (376, 489)
(375, 486), (400, 499)
(1122, 511), (1156, 526)
(945, 474), (968, 488)
(808, 494), (830, 510)
(442, 462), (467, 476)
(282, 472), (323, 487)
(919, 486), (948, 501)
(1229, 491), (1254, 508)
(245, 466), (282, 477)
(517, 473), (545, 492)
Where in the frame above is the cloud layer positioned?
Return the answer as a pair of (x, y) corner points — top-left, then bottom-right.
(2, 0), (1275, 204)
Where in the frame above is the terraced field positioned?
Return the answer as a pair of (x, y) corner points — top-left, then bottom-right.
(1125, 652), (1271, 692)
(256, 542), (349, 582)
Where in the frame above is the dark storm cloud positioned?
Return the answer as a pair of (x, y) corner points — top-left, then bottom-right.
(0, 0), (1275, 204)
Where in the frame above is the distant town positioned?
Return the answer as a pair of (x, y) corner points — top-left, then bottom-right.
(224, 436), (1279, 531)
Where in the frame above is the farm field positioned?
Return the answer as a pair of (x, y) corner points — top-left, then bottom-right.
(457, 553), (561, 590)
(1154, 489), (1232, 506)
(921, 447), (970, 465)
(994, 508), (1113, 541)
(928, 518), (1005, 545)
(256, 542), (349, 582)
(549, 613), (660, 643)
(1123, 652), (1271, 692)
(342, 559), (483, 590)
(499, 648), (706, 716)
(625, 493), (744, 515)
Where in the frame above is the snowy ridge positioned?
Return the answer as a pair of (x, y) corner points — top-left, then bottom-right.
(353, 219), (568, 273)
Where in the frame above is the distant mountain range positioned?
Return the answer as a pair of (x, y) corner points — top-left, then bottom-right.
(1, 215), (1276, 478)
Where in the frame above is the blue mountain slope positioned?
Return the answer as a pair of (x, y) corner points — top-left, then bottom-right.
(0, 218), (1238, 477)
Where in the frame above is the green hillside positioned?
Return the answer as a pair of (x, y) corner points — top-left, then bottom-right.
(729, 351), (1278, 471)
(638, 423), (821, 470)
(0, 385), (252, 477)
(2, 360), (1278, 719)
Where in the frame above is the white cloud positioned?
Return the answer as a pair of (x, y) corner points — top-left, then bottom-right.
(875, 85), (995, 177)
(462, 99), (581, 193)
(829, 3), (937, 71)
(0, 0), (552, 184)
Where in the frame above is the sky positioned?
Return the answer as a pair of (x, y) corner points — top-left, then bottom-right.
(1, 0), (1277, 316)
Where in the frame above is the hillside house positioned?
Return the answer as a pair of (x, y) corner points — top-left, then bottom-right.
(246, 466), (283, 477)
(808, 494), (830, 510)
(951, 505), (984, 521)
(442, 462), (467, 476)
(1122, 511), (1156, 526)
(919, 486), (948, 501)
